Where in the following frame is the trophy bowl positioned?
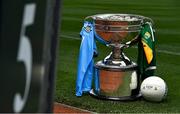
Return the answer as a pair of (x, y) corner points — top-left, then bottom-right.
(87, 14), (153, 101)
(86, 14), (153, 45)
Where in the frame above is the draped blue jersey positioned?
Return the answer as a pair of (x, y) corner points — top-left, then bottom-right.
(76, 21), (97, 96)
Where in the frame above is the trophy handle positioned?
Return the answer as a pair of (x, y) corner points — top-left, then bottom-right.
(84, 16), (94, 22)
(142, 16), (154, 26)
(124, 35), (140, 48)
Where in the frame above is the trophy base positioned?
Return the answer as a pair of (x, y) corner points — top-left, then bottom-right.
(89, 89), (142, 101)
(93, 60), (141, 101)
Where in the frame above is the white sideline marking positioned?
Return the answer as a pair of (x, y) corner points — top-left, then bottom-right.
(157, 50), (180, 56)
(61, 34), (80, 40)
(60, 34), (180, 56)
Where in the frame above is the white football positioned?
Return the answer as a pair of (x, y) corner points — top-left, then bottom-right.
(140, 76), (168, 102)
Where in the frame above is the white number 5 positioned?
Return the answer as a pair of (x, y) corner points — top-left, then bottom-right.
(13, 4), (36, 113)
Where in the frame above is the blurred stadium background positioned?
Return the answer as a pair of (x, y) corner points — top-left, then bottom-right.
(55, 0), (180, 113)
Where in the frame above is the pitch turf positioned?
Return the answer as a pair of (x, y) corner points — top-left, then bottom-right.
(55, 0), (180, 113)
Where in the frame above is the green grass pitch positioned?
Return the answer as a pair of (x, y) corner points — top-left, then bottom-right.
(55, 0), (180, 113)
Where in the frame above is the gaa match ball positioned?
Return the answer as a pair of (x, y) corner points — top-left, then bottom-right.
(140, 76), (168, 102)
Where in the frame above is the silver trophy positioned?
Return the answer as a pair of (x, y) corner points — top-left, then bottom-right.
(86, 14), (153, 100)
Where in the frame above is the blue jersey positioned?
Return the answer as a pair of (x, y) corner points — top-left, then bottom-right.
(76, 21), (97, 96)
